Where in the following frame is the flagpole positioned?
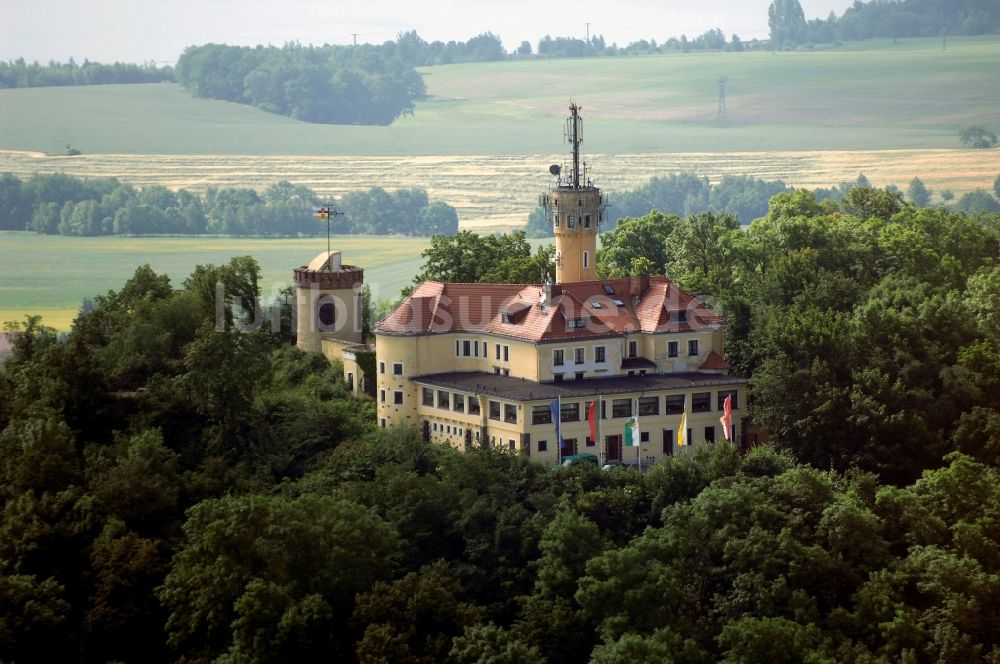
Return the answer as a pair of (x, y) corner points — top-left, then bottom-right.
(557, 395), (562, 466)
(637, 397), (642, 474)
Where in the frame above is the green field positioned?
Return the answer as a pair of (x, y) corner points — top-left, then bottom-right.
(0, 233), (430, 330)
(1, 37), (998, 155)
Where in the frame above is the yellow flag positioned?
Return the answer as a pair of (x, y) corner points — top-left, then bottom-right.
(677, 411), (687, 447)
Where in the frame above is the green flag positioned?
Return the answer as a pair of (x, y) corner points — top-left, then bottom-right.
(624, 415), (639, 446)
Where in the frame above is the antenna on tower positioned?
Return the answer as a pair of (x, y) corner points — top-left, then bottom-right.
(717, 76), (729, 127)
(566, 102), (583, 189)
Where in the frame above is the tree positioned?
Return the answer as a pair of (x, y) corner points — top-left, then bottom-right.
(907, 177), (931, 207)
(518, 41), (533, 56)
(768, 0), (807, 46)
(596, 211), (676, 278)
(159, 494), (398, 662)
(959, 125), (998, 148)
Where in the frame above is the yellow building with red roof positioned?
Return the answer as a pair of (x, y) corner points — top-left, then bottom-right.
(374, 104), (747, 466)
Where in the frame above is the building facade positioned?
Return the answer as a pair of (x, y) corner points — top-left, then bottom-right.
(373, 102), (746, 465)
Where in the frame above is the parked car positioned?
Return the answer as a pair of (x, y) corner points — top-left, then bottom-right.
(557, 453), (599, 468)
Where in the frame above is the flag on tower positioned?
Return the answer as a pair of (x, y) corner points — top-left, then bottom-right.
(677, 410), (688, 447)
(314, 206), (330, 221)
(720, 394), (733, 441)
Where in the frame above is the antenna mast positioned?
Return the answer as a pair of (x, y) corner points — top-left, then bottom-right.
(567, 102), (583, 189)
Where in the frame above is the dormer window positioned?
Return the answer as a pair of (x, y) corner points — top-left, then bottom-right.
(501, 312), (514, 324)
(568, 317), (587, 330)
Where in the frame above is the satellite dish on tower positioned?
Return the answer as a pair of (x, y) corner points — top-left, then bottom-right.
(549, 164), (561, 176)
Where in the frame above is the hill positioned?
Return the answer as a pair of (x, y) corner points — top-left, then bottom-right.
(0, 37), (998, 155)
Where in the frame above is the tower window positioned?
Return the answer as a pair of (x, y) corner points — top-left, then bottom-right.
(318, 301), (335, 327)
(583, 214), (591, 228)
(583, 251), (589, 268)
(554, 213), (560, 227)
(567, 215), (576, 229)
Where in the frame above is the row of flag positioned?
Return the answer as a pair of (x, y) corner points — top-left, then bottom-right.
(550, 394), (733, 454)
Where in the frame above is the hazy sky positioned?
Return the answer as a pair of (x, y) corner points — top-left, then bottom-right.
(1, 0), (857, 65)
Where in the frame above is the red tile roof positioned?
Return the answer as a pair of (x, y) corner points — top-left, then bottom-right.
(699, 350), (730, 371)
(376, 276), (725, 342)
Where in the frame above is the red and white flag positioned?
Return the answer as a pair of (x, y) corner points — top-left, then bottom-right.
(719, 394), (733, 441)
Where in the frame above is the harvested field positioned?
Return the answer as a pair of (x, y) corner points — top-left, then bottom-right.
(1, 148), (997, 231)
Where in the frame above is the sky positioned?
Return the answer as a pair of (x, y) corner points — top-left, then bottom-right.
(0, 0), (857, 65)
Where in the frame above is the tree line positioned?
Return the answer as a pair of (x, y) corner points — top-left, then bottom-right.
(526, 172), (1000, 237)
(0, 58), (174, 89)
(0, 173), (458, 236)
(2, 248), (1000, 659)
(769, 0), (1000, 48)
(175, 42), (425, 125)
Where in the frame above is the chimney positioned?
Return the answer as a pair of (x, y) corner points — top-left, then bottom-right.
(540, 276), (562, 309)
(630, 274), (650, 302)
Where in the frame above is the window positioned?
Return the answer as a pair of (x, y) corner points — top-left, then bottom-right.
(318, 301), (335, 326)
(640, 431), (649, 443)
(583, 214), (591, 228)
(494, 367), (501, 375)
(603, 284), (615, 296)
(595, 346), (606, 363)
(455, 339), (460, 356)
(575, 372), (584, 380)
(347, 372), (354, 391)
(638, 396), (660, 416)
(503, 345), (509, 362)
(665, 395), (685, 414)
(668, 341), (679, 358)
(468, 398), (480, 415)
(628, 340), (637, 358)
(553, 374), (563, 382)
(502, 368), (510, 376)
(495, 344), (501, 360)
(672, 310), (688, 323)
(538, 440), (548, 452)
(379, 361), (385, 374)
(561, 402), (580, 422)
(554, 213), (560, 228)
(422, 387), (434, 406)
(474, 340), (480, 356)
(509, 439), (516, 451)
(393, 362), (403, 375)
(705, 426), (716, 443)
(575, 347), (585, 364)
(463, 339), (472, 356)
(437, 390), (450, 409)
(453, 393), (465, 412)
(583, 251), (589, 268)
(380, 418), (386, 428)
(504, 403), (517, 424)
(663, 430), (674, 455)
(489, 400), (501, 421)
(567, 214), (576, 228)
(446, 425), (451, 434)
(688, 340), (699, 357)
(586, 437), (596, 447)
(379, 389), (386, 403)
(433, 422), (438, 431)
(717, 390), (739, 410)
(532, 405), (553, 425)
(501, 312), (514, 324)
(692, 392), (711, 412)
(568, 317), (587, 330)
(553, 349), (565, 366)
(612, 398), (632, 418)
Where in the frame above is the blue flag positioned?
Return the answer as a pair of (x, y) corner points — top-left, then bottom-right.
(549, 398), (563, 446)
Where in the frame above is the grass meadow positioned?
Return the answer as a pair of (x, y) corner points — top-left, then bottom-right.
(0, 37), (998, 155)
(0, 233), (430, 330)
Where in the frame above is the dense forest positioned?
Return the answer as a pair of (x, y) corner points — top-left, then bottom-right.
(0, 59), (174, 88)
(0, 173), (458, 236)
(3, 183), (1000, 660)
(174, 42), (424, 125)
(526, 172), (1000, 237)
